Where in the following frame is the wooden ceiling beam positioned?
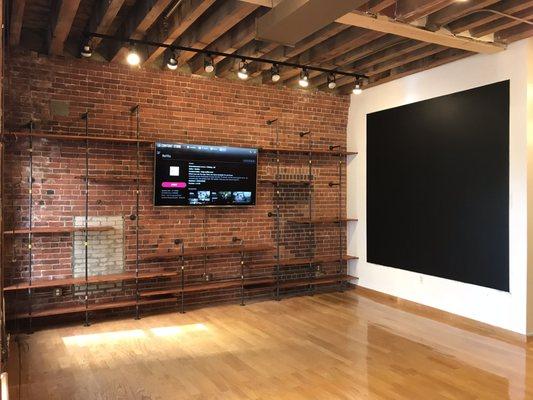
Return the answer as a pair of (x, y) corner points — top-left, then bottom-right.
(143, 0), (215, 65)
(470, 7), (533, 38)
(85, 0), (126, 49)
(9, 0), (26, 47)
(447, 0), (533, 34)
(331, 34), (404, 67)
(337, 48), (470, 94)
(426, 0), (499, 30)
(187, 8), (267, 75)
(394, 0), (456, 22)
(47, 0), (82, 55)
(336, 12), (504, 54)
(365, 0), (396, 14)
(103, 0), (173, 63)
(175, 0), (258, 66)
(496, 22), (533, 43)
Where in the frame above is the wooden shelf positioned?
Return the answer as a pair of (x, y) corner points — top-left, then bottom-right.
(250, 255), (358, 269)
(279, 274), (355, 289)
(5, 131), (154, 145)
(10, 297), (176, 320)
(4, 270), (176, 292)
(74, 174), (151, 183)
(259, 147), (357, 156)
(3, 226), (115, 235)
(259, 179), (311, 185)
(141, 276), (276, 297)
(141, 244), (274, 262)
(286, 217), (358, 224)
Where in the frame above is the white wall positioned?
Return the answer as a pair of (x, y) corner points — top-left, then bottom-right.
(347, 39), (532, 335)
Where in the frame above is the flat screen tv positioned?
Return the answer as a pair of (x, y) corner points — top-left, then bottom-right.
(154, 142), (258, 207)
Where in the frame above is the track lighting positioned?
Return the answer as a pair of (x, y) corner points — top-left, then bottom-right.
(352, 79), (363, 95)
(298, 69), (309, 88)
(270, 64), (280, 83)
(204, 55), (215, 73)
(327, 73), (336, 89)
(80, 44), (92, 58)
(237, 59), (249, 80)
(126, 44), (141, 66)
(166, 51), (178, 70)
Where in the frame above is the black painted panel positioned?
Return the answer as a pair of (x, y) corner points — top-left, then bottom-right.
(366, 80), (509, 291)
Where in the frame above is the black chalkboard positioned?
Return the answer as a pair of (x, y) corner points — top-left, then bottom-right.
(366, 80), (509, 291)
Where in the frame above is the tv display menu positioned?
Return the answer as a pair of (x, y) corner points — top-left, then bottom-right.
(154, 142), (258, 207)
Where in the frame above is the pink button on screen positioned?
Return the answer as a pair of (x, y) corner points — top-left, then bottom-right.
(162, 181), (186, 189)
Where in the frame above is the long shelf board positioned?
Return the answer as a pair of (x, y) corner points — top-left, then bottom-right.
(10, 297), (176, 320)
(259, 147), (357, 156)
(142, 244), (275, 262)
(74, 175), (152, 183)
(250, 255), (358, 269)
(4, 226), (115, 235)
(287, 218), (358, 224)
(6, 131), (154, 144)
(279, 274), (355, 289)
(259, 179), (311, 185)
(4, 270), (177, 291)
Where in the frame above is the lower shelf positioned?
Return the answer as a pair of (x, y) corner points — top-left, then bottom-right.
(4, 270), (177, 292)
(10, 297), (176, 320)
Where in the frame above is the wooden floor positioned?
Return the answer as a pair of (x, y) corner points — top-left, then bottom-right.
(7, 290), (533, 400)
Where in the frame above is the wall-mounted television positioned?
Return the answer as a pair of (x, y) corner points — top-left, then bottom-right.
(154, 142), (258, 207)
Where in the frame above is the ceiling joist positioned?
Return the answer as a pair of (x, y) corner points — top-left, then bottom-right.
(48, 0), (82, 55)
(336, 12), (505, 54)
(9, 0), (26, 47)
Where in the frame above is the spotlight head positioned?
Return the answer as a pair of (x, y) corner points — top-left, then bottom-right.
(80, 44), (92, 58)
(353, 80), (363, 95)
(270, 64), (280, 83)
(166, 51), (178, 70)
(204, 55), (215, 73)
(237, 59), (249, 80)
(327, 73), (336, 90)
(126, 46), (141, 66)
(298, 69), (309, 88)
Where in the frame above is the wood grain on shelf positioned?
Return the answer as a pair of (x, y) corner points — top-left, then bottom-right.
(286, 217), (358, 224)
(3, 226), (115, 235)
(4, 270), (176, 291)
(74, 174), (152, 182)
(279, 274), (355, 289)
(259, 147), (357, 156)
(6, 131), (154, 144)
(141, 244), (275, 262)
(10, 297), (176, 319)
(250, 255), (358, 269)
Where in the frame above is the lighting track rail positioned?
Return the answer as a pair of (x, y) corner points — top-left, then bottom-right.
(84, 32), (368, 80)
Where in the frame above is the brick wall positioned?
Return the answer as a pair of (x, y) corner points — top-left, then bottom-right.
(3, 49), (351, 321)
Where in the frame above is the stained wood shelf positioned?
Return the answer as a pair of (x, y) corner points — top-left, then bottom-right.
(74, 174), (151, 183)
(259, 147), (357, 156)
(5, 131), (154, 145)
(141, 244), (275, 262)
(3, 226), (115, 235)
(4, 270), (176, 292)
(259, 179), (312, 185)
(287, 217), (358, 224)
(279, 274), (355, 289)
(250, 255), (358, 269)
(10, 297), (176, 320)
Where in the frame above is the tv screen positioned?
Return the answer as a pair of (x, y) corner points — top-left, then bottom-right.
(154, 142), (258, 207)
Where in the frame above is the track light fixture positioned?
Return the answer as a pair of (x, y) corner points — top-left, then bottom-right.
(237, 59), (249, 80)
(204, 55), (215, 73)
(327, 73), (336, 89)
(298, 69), (309, 88)
(126, 44), (141, 66)
(270, 64), (280, 83)
(166, 50), (178, 70)
(353, 79), (363, 95)
(80, 44), (92, 58)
